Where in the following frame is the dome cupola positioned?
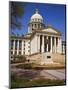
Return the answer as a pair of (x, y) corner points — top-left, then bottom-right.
(28, 9), (45, 33)
(30, 9), (43, 23)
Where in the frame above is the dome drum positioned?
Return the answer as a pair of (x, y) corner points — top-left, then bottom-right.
(28, 9), (45, 33)
(30, 18), (43, 23)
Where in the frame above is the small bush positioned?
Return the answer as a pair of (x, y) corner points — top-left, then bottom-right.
(11, 55), (26, 63)
(16, 63), (32, 69)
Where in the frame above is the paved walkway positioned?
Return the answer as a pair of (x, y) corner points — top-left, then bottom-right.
(40, 69), (65, 80)
(11, 67), (65, 80)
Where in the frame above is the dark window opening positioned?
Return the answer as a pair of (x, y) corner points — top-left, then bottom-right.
(19, 51), (21, 55)
(35, 24), (36, 28)
(11, 56), (13, 58)
(47, 56), (51, 58)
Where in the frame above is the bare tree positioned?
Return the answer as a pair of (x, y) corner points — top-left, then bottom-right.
(9, 1), (25, 29)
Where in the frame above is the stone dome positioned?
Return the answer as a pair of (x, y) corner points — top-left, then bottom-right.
(30, 9), (43, 23)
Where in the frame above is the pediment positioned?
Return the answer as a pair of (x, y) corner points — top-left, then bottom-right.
(42, 27), (59, 34)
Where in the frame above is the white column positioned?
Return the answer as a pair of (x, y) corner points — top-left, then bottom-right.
(54, 37), (56, 53)
(57, 37), (62, 53)
(42, 35), (44, 53)
(13, 40), (15, 55)
(57, 37), (59, 53)
(17, 40), (19, 55)
(56, 37), (58, 53)
(21, 41), (23, 55)
(59, 38), (62, 53)
(46, 36), (48, 52)
(50, 36), (52, 53)
(37, 35), (40, 53)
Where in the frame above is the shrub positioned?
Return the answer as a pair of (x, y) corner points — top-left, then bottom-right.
(16, 63), (32, 69)
(11, 55), (26, 63)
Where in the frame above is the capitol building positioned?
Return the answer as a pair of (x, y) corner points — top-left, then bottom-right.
(10, 9), (65, 63)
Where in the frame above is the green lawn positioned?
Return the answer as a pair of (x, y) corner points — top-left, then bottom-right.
(11, 74), (65, 88)
(15, 63), (65, 70)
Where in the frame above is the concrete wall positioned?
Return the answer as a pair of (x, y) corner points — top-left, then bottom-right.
(31, 35), (38, 54)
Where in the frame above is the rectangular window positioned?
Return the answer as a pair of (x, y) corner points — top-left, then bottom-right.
(35, 24), (36, 28)
(19, 51), (21, 55)
(11, 56), (13, 58)
(47, 56), (51, 58)
(28, 50), (30, 52)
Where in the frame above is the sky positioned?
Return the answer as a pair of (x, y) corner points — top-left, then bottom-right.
(11, 2), (66, 41)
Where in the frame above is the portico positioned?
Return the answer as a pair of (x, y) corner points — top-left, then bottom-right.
(37, 34), (62, 54)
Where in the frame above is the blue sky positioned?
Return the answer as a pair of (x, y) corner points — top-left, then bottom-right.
(12, 2), (66, 40)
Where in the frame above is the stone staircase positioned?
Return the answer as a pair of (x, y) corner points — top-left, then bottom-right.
(26, 53), (65, 64)
(52, 53), (65, 64)
(26, 53), (42, 64)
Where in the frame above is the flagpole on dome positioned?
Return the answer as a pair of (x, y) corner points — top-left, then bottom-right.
(35, 9), (39, 13)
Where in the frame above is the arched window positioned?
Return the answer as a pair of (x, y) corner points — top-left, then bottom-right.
(35, 24), (36, 28)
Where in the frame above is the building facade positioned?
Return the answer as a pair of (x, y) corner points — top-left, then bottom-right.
(10, 9), (63, 60)
(62, 41), (66, 54)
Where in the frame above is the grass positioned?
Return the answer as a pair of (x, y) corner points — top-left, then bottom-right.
(15, 63), (65, 70)
(15, 63), (32, 69)
(11, 74), (66, 88)
(32, 63), (65, 69)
